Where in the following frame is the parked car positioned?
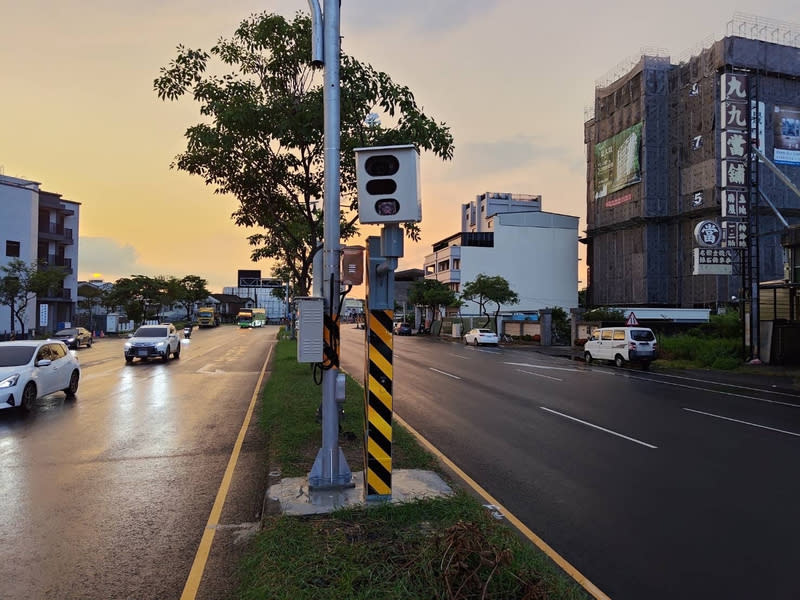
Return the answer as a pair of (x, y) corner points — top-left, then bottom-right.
(464, 328), (499, 346)
(394, 322), (413, 336)
(52, 327), (93, 349)
(583, 326), (658, 369)
(124, 323), (181, 363)
(0, 340), (81, 411)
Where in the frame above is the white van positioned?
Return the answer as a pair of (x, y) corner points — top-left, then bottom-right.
(584, 327), (658, 370)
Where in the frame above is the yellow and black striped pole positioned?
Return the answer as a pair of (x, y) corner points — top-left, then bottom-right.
(364, 307), (393, 499)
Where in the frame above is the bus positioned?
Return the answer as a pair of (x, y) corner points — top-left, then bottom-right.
(237, 309), (253, 328)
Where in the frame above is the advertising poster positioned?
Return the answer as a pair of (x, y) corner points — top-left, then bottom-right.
(773, 105), (800, 165)
(594, 123), (642, 199)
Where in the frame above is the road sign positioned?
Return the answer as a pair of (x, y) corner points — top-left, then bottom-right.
(626, 312), (639, 326)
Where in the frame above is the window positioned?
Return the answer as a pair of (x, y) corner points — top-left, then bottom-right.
(601, 330), (613, 341)
(6, 241), (20, 257)
(613, 330), (626, 340)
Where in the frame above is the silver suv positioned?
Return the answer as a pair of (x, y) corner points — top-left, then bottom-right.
(124, 324), (181, 363)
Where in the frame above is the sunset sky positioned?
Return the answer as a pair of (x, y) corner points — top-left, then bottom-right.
(2, 1), (798, 293)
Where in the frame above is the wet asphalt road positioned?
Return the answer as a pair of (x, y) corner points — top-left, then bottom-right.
(339, 326), (800, 600)
(0, 325), (276, 600)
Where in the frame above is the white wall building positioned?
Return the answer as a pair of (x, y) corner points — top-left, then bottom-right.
(0, 175), (80, 336)
(461, 191), (541, 233)
(425, 194), (579, 317)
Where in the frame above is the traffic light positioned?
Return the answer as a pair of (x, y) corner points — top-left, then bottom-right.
(355, 144), (421, 224)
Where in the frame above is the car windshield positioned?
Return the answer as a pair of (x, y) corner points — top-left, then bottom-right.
(477, 329), (493, 334)
(0, 346), (36, 366)
(134, 327), (169, 338)
(631, 329), (655, 341)
(55, 329), (77, 336)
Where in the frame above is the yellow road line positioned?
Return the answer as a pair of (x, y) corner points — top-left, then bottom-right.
(180, 343), (274, 600)
(394, 413), (611, 600)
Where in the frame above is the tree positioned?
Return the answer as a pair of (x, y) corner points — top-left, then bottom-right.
(0, 258), (67, 337)
(176, 275), (211, 319)
(407, 279), (456, 333)
(154, 11), (454, 297)
(461, 274), (519, 331)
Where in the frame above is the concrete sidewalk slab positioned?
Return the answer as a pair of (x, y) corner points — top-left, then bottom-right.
(268, 469), (453, 516)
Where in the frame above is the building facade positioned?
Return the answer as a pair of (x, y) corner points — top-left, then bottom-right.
(584, 29), (800, 308)
(461, 192), (541, 233)
(0, 175), (80, 335)
(425, 196), (579, 316)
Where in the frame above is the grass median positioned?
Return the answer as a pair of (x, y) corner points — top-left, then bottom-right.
(235, 337), (592, 599)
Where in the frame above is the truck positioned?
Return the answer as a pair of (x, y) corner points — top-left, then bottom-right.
(251, 308), (266, 328)
(197, 307), (221, 328)
(237, 308), (253, 328)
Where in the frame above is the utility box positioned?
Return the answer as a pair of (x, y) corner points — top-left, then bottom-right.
(296, 297), (324, 363)
(341, 245), (365, 286)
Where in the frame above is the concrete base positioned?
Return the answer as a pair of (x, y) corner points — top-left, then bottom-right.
(267, 469), (453, 516)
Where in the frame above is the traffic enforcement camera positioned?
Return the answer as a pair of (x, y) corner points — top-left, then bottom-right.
(355, 144), (421, 224)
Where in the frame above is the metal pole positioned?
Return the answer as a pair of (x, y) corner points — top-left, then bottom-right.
(308, 0), (351, 488)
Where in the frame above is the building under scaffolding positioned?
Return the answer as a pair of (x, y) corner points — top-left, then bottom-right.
(584, 16), (800, 312)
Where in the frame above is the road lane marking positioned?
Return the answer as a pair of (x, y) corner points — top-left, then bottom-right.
(448, 353), (470, 359)
(516, 368), (563, 382)
(429, 367), (461, 380)
(180, 343), (274, 600)
(624, 374), (800, 408)
(637, 370), (800, 399)
(393, 413), (610, 600)
(540, 407), (658, 449)
(505, 361), (583, 374)
(683, 408), (800, 437)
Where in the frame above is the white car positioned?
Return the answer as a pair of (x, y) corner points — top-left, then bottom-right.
(0, 340), (81, 412)
(124, 324), (181, 363)
(584, 326), (658, 369)
(464, 328), (499, 346)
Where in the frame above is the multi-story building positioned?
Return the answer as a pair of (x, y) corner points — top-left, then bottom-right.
(584, 19), (800, 308)
(461, 192), (541, 233)
(424, 192), (579, 316)
(0, 174), (79, 335)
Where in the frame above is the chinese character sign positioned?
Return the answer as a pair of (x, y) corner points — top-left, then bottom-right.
(694, 220), (722, 247)
(722, 191), (748, 218)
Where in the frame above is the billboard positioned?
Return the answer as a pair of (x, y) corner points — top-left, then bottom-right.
(594, 123), (642, 199)
(773, 105), (800, 165)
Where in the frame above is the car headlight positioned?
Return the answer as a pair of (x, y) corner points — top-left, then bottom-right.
(0, 374), (20, 389)
(156, 341), (167, 348)
(67, 337), (76, 343)
(124, 342), (132, 350)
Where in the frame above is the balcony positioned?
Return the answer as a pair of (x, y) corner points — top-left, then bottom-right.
(39, 288), (72, 302)
(41, 255), (73, 274)
(38, 223), (74, 243)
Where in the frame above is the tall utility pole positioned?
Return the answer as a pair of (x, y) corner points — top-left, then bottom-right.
(307, 0), (352, 489)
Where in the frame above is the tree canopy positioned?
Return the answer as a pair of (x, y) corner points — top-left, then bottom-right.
(0, 259), (67, 336)
(154, 11), (454, 297)
(407, 279), (457, 326)
(102, 274), (210, 325)
(461, 273), (519, 330)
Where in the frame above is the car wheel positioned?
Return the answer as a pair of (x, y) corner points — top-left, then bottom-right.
(87, 338), (93, 348)
(21, 382), (37, 412)
(464, 337), (469, 345)
(174, 344), (181, 359)
(162, 349), (170, 362)
(64, 370), (80, 398)
(125, 356), (134, 364)
(584, 351), (592, 364)
(614, 355), (625, 368)
(473, 339), (479, 346)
